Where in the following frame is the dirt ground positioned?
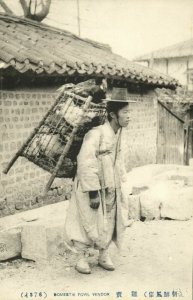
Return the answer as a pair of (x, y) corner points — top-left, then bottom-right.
(0, 220), (192, 300)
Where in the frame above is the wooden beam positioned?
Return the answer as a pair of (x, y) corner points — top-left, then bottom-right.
(157, 100), (184, 123)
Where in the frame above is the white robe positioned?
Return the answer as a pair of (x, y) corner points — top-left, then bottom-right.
(64, 121), (128, 251)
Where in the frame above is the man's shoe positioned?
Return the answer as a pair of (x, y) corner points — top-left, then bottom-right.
(75, 258), (91, 274)
(98, 250), (115, 271)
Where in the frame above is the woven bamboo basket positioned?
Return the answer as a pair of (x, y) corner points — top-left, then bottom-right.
(3, 80), (107, 192)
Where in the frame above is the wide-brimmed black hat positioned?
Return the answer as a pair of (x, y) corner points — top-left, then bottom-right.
(103, 87), (137, 103)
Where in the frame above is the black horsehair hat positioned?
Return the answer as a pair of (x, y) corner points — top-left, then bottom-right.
(103, 88), (136, 114)
(103, 87), (137, 103)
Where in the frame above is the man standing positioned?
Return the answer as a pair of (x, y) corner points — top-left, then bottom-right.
(64, 96), (130, 274)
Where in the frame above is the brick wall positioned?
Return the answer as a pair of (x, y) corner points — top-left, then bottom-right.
(124, 94), (158, 171)
(0, 90), (72, 218)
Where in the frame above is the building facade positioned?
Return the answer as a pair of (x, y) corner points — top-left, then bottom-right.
(0, 13), (181, 217)
(134, 39), (193, 91)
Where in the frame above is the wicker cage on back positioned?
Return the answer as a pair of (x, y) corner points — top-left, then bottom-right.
(24, 93), (106, 178)
(3, 80), (107, 189)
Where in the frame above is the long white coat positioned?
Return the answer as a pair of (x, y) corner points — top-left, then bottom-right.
(64, 121), (128, 250)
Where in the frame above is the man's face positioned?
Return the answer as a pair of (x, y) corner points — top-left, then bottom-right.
(117, 104), (130, 127)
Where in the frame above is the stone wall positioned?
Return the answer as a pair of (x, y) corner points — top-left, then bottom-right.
(0, 90), (72, 218)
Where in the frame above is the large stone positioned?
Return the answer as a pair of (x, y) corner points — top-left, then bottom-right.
(0, 201), (69, 231)
(125, 164), (175, 190)
(124, 164), (193, 221)
(21, 220), (66, 262)
(0, 201), (69, 261)
(153, 169), (193, 187)
(128, 195), (140, 220)
(140, 189), (161, 221)
(0, 229), (21, 261)
(125, 164), (193, 191)
(140, 181), (193, 221)
(161, 186), (193, 221)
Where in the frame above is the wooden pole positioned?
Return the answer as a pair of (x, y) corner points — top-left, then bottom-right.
(185, 125), (190, 165)
(77, 0), (81, 37)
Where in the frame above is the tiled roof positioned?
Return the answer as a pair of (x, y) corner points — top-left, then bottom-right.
(134, 39), (193, 61)
(0, 13), (179, 88)
(156, 87), (193, 104)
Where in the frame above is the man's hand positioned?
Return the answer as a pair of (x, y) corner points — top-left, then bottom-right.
(89, 190), (100, 209)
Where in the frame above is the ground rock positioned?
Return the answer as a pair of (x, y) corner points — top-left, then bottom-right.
(125, 164), (193, 221)
(125, 164), (175, 190)
(21, 220), (67, 262)
(140, 188), (162, 221)
(128, 195), (140, 220)
(140, 180), (193, 221)
(152, 169), (193, 187)
(0, 201), (70, 261)
(0, 229), (21, 261)
(125, 164), (193, 191)
(161, 186), (193, 220)
(0, 201), (69, 232)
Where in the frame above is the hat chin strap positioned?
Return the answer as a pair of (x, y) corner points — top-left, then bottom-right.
(115, 115), (122, 129)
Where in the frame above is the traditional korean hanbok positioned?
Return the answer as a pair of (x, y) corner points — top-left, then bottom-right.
(64, 121), (128, 252)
